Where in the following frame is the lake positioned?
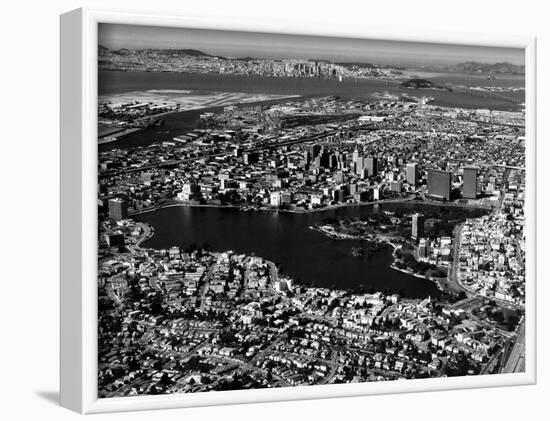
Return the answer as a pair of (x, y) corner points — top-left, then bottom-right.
(133, 202), (473, 298)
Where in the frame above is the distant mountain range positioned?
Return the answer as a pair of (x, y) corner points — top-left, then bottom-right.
(445, 61), (525, 75)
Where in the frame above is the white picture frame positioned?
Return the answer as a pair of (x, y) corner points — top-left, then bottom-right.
(60, 7), (537, 414)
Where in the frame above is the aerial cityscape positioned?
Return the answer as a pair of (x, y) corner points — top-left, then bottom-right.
(97, 23), (526, 398)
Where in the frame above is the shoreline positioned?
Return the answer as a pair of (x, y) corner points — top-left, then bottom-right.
(129, 198), (491, 297)
(381, 240), (446, 293)
(310, 222), (449, 294)
(128, 217), (440, 299)
(127, 202), (451, 298)
(99, 70), (525, 112)
(129, 198), (410, 217)
(134, 222), (155, 250)
(98, 94), (305, 150)
(130, 197), (491, 217)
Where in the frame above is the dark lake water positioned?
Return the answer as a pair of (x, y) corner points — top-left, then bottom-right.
(133, 202), (469, 298)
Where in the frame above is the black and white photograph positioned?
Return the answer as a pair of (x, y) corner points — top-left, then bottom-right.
(96, 22), (528, 398)
(4, 0), (550, 420)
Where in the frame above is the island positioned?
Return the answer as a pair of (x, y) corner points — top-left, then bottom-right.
(400, 78), (451, 91)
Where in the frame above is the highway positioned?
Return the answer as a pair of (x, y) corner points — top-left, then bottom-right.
(447, 222), (470, 296)
(481, 340), (511, 375)
(501, 318), (526, 374)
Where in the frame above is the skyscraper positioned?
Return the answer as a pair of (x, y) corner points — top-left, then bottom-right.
(365, 157), (377, 177)
(427, 169), (452, 201)
(310, 144), (321, 160)
(463, 167), (478, 199)
(303, 150), (311, 166)
(406, 163), (419, 186)
(319, 151), (331, 168)
(355, 156), (365, 176)
(108, 198), (128, 221)
(352, 146), (360, 164)
(412, 213), (425, 240)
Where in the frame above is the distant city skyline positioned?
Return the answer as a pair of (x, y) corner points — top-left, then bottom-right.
(99, 23), (524, 67)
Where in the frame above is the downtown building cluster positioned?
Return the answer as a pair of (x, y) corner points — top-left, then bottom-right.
(98, 96), (524, 219)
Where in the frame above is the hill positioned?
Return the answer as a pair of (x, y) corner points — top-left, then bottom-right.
(447, 61), (524, 75)
(99, 47), (222, 59)
(153, 48), (215, 57)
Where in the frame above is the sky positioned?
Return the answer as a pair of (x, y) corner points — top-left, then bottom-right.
(98, 23), (524, 67)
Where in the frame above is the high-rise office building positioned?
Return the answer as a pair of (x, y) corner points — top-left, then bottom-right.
(427, 169), (452, 201)
(412, 213), (425, 240)
(332, 188), (346, 203)
(463, 167), (478, 199)
(318, 151), (331, 168)
(406, 163), (419, 186)
(365, 157), (377, 177)
(310, 144), (321, 160)
(352, 146), (360, 164)
(355, 156), (365, 176)
(329, 154), (338, 169)
(108, 198), (128, 221)
(303, 150), (311, 166)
